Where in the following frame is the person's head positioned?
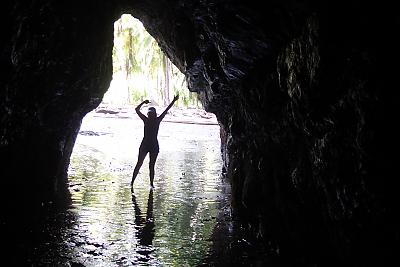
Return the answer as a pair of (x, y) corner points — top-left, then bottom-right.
(147, 107), (157, 119)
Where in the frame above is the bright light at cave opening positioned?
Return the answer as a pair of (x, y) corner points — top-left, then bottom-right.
(66, 15), (223, 260)
(103, 14), (201, 109)
(69, 14), (219, 173)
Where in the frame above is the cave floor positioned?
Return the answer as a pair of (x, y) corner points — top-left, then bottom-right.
(4, 110), (283, 266)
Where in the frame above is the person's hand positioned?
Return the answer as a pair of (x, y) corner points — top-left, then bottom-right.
(143, 100), (150, 104)
(173, 94), (179, 101)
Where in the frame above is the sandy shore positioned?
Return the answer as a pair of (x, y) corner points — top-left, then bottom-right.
(93, 104), (219, 125)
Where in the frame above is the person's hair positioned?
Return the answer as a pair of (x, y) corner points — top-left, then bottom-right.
(148, 107), (156, 113)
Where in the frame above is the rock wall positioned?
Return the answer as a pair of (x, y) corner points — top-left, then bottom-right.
(1, 0), (398, 265)
(0, 1), (117, 209)
(132, 1), (399, 264)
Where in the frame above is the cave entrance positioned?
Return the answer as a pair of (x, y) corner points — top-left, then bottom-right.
(104, 14), (201, 108)
(64, 14), (225, 266)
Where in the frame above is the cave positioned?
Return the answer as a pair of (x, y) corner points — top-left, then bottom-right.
(1, 1), (398, 266)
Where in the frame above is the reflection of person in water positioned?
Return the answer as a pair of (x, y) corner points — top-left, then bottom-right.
(131, 95), (179, 188)
(132, 190), (154, 249)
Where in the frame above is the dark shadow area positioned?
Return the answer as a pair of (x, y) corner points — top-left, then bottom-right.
(0, 203), (76, 265)
(132, 189), (155, 255)
(198, 175), (297, 267)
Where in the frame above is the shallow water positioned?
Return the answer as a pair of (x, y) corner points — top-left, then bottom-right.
(62, 112), (226, 266)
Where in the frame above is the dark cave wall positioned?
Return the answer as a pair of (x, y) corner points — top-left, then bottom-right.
(128, 1), (399, 264)
(1, 1), (117, 205)
(1, 0), (398, 265)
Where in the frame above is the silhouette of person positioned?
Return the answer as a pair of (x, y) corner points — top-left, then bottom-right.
(132, 190), (154, 250)
(131, 95), (179, 188)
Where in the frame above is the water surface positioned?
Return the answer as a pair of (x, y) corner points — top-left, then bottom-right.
(64, 111), (225, 266)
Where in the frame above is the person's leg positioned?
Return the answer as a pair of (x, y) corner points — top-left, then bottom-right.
(149, 152), (158, 187)
(131, 150), (148, 186)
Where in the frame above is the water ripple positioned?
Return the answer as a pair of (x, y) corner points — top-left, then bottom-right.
(62, 116), (224, 266)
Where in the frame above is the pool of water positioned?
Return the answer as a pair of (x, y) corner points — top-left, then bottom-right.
(60, 111), (226, 266)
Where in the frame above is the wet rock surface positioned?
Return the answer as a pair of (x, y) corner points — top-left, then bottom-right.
(1, 1), (399, 265)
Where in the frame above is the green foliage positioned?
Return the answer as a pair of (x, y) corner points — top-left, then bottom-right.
(107, 14), (201, 108)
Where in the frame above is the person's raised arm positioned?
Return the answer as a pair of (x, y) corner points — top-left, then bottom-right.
(159, 94), (179, 120)
(135, 100), (150, 121)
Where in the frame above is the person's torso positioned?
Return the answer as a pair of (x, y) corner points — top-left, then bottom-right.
(143, 118), (161, 143)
